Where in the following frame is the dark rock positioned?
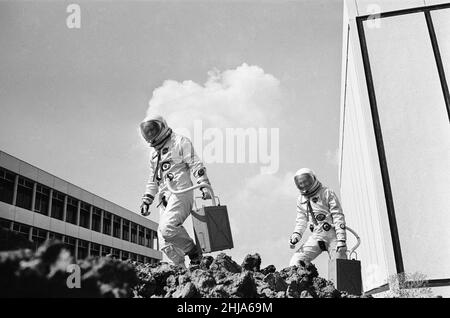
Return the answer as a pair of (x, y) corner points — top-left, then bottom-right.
(139, 263), (179, 297)
(285, 272), (313, 298)
(279, 266), (297, 280)
(178, 273), (191, 285)
(259, 287), (276, 298)
(166, 274), (177, 288)
(214, 271), (228, 284)
(297, 263), (319, 280)
(200, 256), (214, 270)
(312, 277), (341, 298)
(261, 264), (276, 275)
(173, 282), (198, 298)
(231, 271), (258, 298)
(263, 272), (288, 292)
(241, 253), (261, 272)
(137, 276), (157, 298)
(300, 290), (314, 298)
(210, 284), (230, 298)
(276, 291), (286, 298)
(190, 269), (216, 291)
(253, 271), (265, 280)
(286, 279), (300, 298)
(210, 253), (241, 273)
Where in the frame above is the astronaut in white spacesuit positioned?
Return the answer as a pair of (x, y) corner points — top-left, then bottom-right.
(139, 114), (211, 267)
(289, 168), (347, 267)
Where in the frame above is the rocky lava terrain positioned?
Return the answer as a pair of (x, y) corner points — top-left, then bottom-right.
(0, 240), (369, 298)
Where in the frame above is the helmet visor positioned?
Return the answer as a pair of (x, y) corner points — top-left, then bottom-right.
(141, 120), (163, 142)
(294, 174), (314, 192)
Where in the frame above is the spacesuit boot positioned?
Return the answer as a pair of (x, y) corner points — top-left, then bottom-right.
(187, 244), (203, 266)
(161, 245), (186, 269)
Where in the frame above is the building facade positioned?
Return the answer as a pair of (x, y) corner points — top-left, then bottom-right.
(339, 0), (450, 296)
(0, 150), (162, 264)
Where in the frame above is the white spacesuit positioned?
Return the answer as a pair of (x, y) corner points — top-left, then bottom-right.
(289, 168), (347, 266)
(139, 114), (211, 267)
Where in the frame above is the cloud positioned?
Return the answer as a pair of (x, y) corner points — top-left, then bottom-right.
(224, 171), (299, 268)
(145, 63), (283, 131)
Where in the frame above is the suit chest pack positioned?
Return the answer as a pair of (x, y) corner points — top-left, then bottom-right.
(151, 145), (182, 182)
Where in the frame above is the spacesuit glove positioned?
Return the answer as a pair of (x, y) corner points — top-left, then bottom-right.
(290, 232), (302, 246)
(140, 195), (154, 216)
(335, 240), (347, 259)
(201, 187), (212, 200)
(336, 240), (347, 251)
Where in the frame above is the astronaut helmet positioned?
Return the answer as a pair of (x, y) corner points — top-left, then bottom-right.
(140, 114), (172, 148)
(294, 168), (317, 194)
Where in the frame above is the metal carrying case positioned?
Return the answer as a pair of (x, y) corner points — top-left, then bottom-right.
(192, 197), (233, 253)
(327, 226), (362, 295)
(328, 258), (363, 296)
(165, 175), (234, 254)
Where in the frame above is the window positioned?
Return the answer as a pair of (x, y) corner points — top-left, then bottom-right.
(48, 231), (63, 241)
(79, 202), (90, 229)
(0, 219), (12, 242)
(112, 248), (120, 259)
(51, 191), (65, 220)
(101, 245), (111, 257)
(137, 255), (144, 263)
(0, 169), (15, 204)
(138, 226), (145, 246)
(145, 228), (152, 248)
(122, 220), (129, 241)
(130, 222), (137, 244)
(91, 207), (102, 232)
(0, 218), (12, 230)
(90, 243), (100, 257)
(130, 253), (137, 261)
(113, 216), (121, 238)
(66, 196), (78, 225)
(34, 184), (50, 215)
(121, 251), (129, 261)
(77, 239), (88, 260)
(63, 236), (76, 256)
(153, 231), (158, 250)
(12, 223), (30, 240)
(102, 211), (111, 235)
(32, 228), (47, 247)
(16, 176), (33, 210)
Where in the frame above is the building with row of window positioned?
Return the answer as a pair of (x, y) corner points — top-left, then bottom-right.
(0, 150), (162, 264)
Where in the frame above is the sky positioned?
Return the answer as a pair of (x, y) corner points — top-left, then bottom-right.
(0, 0), (344, 274)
